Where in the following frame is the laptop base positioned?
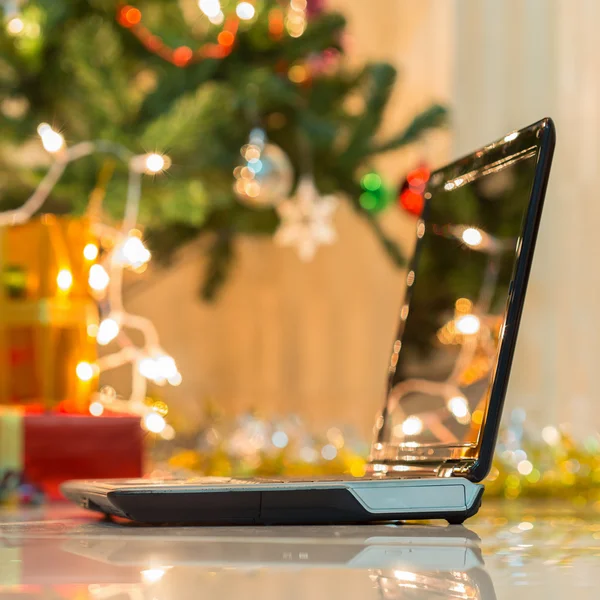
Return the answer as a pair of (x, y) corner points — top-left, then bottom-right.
(61, 477), (484, 525)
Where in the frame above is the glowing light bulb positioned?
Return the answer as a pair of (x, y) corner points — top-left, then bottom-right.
(97, 317), (120, 346)
(83, 243), (99, 260)
(76, 361), (95, 381)
(168, 372), (183, 386)
(161, 425), (176, 440)
(286, 1), (307, 39)
(209, 11), (224, 24)
(401, 416), (423, 436)
(236, 2), (255, 19)
(447, 395), (469, 419)
(6, 17), (24, 35)
(89, 401), (104, 417)
(144, 412), (166, 434)
(198, 0), (221, 18)
(141, 568), (166, 584)
(139, 352), (178, 383)
(455, 314), (480, 335)
(394, 571), (417, 583)
(88, 264), (109, 291)
(144, 153), (170, 173)
(461, 227), (483, 247)
(37, 123), (64, 153)
(56, 269), (73, 291)
(272, 431), (289, 448)
(100, 385), (117, 400)
(138, 357), (158, 380)
(517, 460), (533, 476)
(155, 354), (178, 379)
(542, 425), (560, 446)
(120, 236), (151, 268)
(321, 444), (337, 460)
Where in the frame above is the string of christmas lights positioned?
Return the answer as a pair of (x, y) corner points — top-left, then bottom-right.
(116, 0), (308, 68)
(0, 122), (179, 438)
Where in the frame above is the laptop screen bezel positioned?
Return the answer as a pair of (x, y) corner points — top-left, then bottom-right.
(378, 118), (555, 482)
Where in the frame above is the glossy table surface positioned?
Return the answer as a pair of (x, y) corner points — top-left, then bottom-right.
(0, 502), (598, 599)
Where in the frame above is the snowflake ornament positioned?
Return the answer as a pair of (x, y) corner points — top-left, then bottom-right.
(274, 176), (338, 261)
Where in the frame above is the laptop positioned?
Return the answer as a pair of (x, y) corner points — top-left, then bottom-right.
(62, 118), (555, 525)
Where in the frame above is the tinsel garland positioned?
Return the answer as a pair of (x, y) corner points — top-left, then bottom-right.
(485, 410), (600, 503)
(4, 409), (597, 504)
(160, 410), (600, 502)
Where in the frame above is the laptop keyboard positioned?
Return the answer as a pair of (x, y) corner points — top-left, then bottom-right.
(83, 476), (375, 488)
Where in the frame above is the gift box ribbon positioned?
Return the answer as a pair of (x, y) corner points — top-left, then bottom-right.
(0, 407), (23, 476)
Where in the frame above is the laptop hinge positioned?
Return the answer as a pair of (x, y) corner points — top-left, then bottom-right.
(435, 460), (473, 478)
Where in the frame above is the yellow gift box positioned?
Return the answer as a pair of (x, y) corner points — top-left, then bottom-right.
(0, 215), (99, 411)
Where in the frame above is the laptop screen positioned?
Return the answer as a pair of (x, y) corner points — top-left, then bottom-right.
(375, 120), (554, 474)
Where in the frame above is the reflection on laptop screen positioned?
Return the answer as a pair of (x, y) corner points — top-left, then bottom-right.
(383, 134), (542, 462)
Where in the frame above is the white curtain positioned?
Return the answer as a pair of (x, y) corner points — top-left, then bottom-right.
(453, 0), (600, 436)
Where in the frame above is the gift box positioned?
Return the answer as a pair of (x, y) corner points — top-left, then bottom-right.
(0, 215), (99, 412)
(0, 409), (144, 500)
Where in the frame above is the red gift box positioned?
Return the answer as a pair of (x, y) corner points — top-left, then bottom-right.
(1, 410), (144, 500)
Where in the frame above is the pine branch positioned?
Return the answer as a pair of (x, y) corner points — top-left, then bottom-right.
(338, 63), (397, 167)
(280, 12), (346, 61)
(337, 176), (405, 268)
(369, 104), (447, 154)
(146, 223), (201, 266)
(140, 83), (236, 159)
(364, 216), (405, 267)
(62, 17), (136, 134)
(201, 230), (235, 301)
(138, 60), (220, 123)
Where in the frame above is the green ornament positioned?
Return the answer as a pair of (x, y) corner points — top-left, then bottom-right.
(359, 172), (390, 212)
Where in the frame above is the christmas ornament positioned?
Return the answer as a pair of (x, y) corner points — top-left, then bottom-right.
(233, 128), (293, 207)
(398, 164), (430, 217)
(359, 171), (391, 213)
(274, 175), (338, 261)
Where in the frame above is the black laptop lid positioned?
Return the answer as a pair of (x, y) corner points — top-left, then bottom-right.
(371, 118), (555, 482)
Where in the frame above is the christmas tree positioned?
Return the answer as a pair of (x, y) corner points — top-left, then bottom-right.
(0, 0), (445, 299)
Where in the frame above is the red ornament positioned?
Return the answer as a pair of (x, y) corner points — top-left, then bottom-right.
(398, 164), (430, 217)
